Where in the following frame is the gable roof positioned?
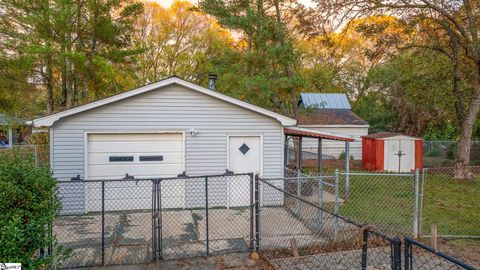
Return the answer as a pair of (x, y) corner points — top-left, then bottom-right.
(300, 93), (351, 109)
(32, 76), (297, 127)
(362, 132), (421, 140)
(298, 108), (369, 126)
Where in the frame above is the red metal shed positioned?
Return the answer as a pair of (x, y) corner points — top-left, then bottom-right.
(362, 132), (423, 172)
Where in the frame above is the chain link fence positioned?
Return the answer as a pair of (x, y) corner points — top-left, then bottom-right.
(53, 173), (253, 268)
(423, 141), (480, 167)
(0, 144), (49, 166)
(283, 168), (418, 237)
(258, 177), (396, 269)
(405, 237), (477, 270)
(420, 166), (480, 238)
(257, 175), (477, 270)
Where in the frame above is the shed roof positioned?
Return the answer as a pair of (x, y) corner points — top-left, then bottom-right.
(298, 109), (368, 126)
(362, 132), (421, 140)
(285, 127), (355, 142)
(32, 76), (297, 127)
(300, 93), (351, 109)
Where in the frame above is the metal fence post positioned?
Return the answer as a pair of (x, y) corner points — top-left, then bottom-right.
(418, 168), (427, 238)
(413, 169), (420, 238)
(361, 229), (369, 270)
(345, 141), (350, 200)
(391, 237), (402, 270)
(249, 173), (254, 251)
(254, 174), (260, 251)
(334, 169), (339, 235)
(157, 179), (162, 260)
(152, 180), (157, 262)
(101, 181), (105, 266)
(205, 176), (210, 256)
(296, 169), (301, 215)
(316, 177), (323, 229)
(404, 237), (413, 270)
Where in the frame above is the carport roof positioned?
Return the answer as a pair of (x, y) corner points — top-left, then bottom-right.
(32, 76), (297, 127)
(284, 127), (355, 142)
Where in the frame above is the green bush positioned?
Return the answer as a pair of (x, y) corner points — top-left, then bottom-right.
(0, 150), (67, 269)
(425, 148), (442, 157)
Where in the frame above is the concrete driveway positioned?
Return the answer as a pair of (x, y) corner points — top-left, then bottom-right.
(55, 208), (252, 268)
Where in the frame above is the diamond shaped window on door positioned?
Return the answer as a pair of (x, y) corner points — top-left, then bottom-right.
(239, 143), (250, 155)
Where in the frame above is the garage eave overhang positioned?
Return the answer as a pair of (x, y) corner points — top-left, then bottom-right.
(32, 76), (297, 127)
(285, 127), (355, 142)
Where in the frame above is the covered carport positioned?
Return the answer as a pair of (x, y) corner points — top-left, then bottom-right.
(284, 126), (355, 176)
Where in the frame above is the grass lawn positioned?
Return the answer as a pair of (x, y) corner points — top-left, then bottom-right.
(332, 174), (416, 236)
(314, 170), (479, 238)
(421, 173), (480, 236)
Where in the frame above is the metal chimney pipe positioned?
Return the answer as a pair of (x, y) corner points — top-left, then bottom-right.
(208, 73), (217, 91)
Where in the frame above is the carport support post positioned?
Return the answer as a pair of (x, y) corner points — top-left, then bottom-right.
(284, 136), (288, 168)
(205, 176), (210, 255)
(345, 141), (350, 200)
(101, 181), (105, 266)
(296, 137), (302, 214)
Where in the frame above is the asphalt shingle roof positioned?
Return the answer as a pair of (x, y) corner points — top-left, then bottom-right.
(297, 109), (369, 126)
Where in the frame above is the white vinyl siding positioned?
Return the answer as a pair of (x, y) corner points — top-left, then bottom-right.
(298, 126), (368, 159)
(51, 84), (284, 181)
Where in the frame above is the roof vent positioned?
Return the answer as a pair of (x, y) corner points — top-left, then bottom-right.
(208, 73), (217, 91)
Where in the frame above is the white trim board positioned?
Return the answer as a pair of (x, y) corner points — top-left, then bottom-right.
(33, 76), (297, 127)
(298, 125), (370, 128)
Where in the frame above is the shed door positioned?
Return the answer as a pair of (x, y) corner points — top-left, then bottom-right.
(228, 136), (261, 207)
(86, 133), (184, 211)
(384, 139), (414, 172)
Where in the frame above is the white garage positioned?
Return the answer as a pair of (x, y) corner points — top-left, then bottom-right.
(85, 133), (185, 211)
(32, 76), (296, 213)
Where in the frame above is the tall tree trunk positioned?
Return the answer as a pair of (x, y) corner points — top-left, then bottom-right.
(46, 59), (54, 113)
(454, 67), (480, 179)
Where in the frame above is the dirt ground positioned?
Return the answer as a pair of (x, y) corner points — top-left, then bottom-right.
(82, 252), (265, 270)
(433, 238), (480, 268)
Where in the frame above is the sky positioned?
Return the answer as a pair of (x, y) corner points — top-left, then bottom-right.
(152, 0), (316, 9)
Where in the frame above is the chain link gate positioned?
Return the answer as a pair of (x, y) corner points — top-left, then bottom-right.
(150, 173), (255, 262)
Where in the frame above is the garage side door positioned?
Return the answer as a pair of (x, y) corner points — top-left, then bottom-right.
(86, 133), (184, 211)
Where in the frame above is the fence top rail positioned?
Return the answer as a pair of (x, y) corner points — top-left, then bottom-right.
(258, 177), (364, 228)
(263, 176), (336, 187)
(341, 172), (415, 177)
(405, 237), (478, 270)
(56, 172), (253, 183)
(424, 166), (480, 171)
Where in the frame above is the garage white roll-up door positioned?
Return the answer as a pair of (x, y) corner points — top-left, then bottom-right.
(86, 133), (184, 212)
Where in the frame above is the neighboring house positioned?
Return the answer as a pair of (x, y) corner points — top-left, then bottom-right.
(32, 76), (297, 213)
(296, 93), (369, 159)
(0, 113), (26, 147)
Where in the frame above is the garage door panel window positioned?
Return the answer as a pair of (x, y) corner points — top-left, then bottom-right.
(88, 152), (182, 165)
